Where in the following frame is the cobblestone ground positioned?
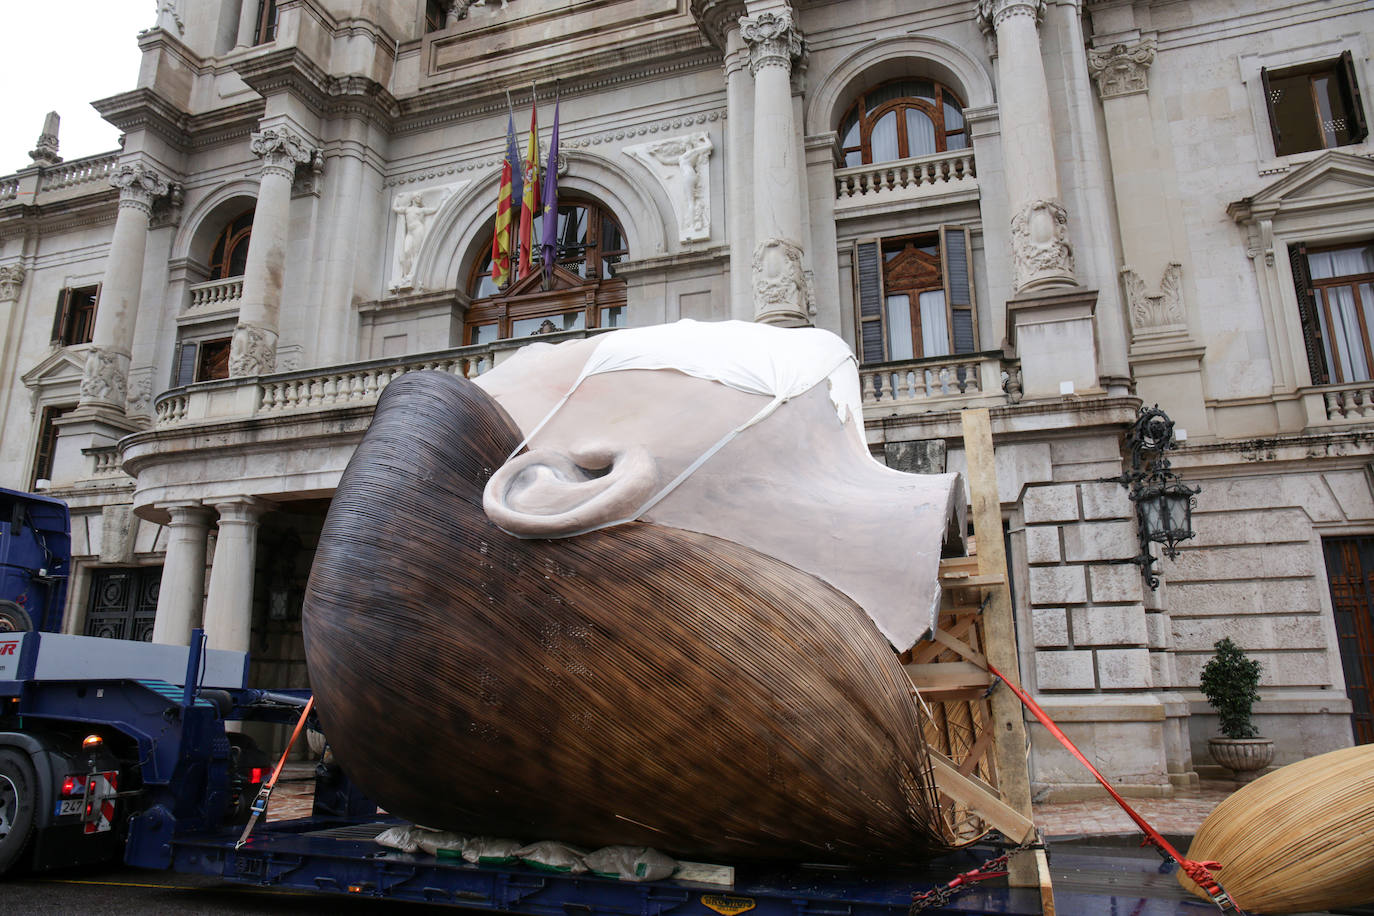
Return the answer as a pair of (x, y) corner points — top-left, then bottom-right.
(267, 763), (1238, 841)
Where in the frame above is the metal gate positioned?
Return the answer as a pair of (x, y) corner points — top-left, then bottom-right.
(1322, 537), (1374, 744)
(84, 567), (162, 642)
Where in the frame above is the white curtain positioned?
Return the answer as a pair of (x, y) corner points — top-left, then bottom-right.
(1308, 245), (1374, 279)
(884, 294), (913, 361)
(1319, 283), (1374, 382)
(919, 290), (949, 358)
(906, 110), (937, 158)
(871, 111), (899, 163)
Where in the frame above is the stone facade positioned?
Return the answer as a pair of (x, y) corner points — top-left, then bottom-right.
(0, 0), (1371, 799)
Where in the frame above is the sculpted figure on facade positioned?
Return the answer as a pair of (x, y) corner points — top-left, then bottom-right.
(228, 323), (276, 376)
(80, 347), (128, 404)
(624, 133), (713, 242)
(1087, 41), (1156, 99)
(391, 192), (443, 289)
(1009, 199), (1074, 290)
(154, 0), (185, 36)
(125, 369), (154, 419)
(0, 263), (24, 302)
(1122, 262), (1185, 331)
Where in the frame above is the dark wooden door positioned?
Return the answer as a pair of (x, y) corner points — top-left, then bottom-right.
(1322, 537), (1374, 744)
(84, 567), (161, 642)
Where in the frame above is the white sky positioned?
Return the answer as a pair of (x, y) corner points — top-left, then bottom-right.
(0, 4), (152, 175)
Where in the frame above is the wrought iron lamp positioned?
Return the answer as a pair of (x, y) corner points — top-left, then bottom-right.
(1107, 405), (1200, 589)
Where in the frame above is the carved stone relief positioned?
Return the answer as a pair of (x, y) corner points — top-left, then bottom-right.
(28, 111), (61, 167)
(1009, 199), (1074, 290)
(0, 263), (24, 302)
(80, 345), (130, 405)
(1122, 263), (1186, 331)
(125, 367), (154, 419)
(1087, 41), (1156, 100)
(977, 0), (1045, 34)
(447, 0), (509, 23)
(251, 126), (321, 179)
(389, 182), (466, 291)
(154, 0), (184, 36)
(111, 162), (172, 213)
(624, 133), (713, 243)
(752, 237), (808, 321)
(740, 10), (802, 74)
(229, 323), (278, 376)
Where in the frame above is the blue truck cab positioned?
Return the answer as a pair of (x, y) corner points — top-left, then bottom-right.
(0, 487), (71, 633)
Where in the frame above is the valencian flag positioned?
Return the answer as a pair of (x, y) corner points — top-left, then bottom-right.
(490, 111), (524, 288)
(517, 96), (541, 280)
(540, 93), (560, 288)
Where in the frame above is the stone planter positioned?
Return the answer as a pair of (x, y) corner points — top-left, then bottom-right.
(1208, 736), (1275, 783)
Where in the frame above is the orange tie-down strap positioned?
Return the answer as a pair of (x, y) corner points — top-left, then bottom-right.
(983, 663), (1243, 914)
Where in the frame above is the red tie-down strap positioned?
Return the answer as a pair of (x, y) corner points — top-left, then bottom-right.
(984, 662), (1245, 914)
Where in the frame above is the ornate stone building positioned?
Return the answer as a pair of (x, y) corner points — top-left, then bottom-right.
(0, 0), (1370, 798)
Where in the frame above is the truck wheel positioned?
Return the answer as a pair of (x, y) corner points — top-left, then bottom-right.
(0, 602), (32, 633)
(0, 749), (37, 876)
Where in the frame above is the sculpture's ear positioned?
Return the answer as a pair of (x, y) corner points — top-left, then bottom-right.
(482, 443), (659, 538)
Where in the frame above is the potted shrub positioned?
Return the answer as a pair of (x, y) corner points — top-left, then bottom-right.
(1199, 637), (1274, 782)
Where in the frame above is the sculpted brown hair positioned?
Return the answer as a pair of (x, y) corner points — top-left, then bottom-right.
(303, 370), (949, 863)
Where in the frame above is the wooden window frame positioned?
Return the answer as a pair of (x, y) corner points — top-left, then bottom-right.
(49, 284), (100, 348)
(1262, 51), (1368, 157)
(1301, 240), (1374, 385)
(424, 0), (446, 33)
(465, 200), (629, 345)
(172, 335), (233, 387)
(208, 208), (254, 280)
(852, 226), (978, 365)
(253, 0), (278, 45)
(30, 404), (73, 489)
(839, 79), (968, 168)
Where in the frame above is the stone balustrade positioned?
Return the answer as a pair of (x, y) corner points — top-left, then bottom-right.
(151, 336), (578, 429)
(859, 352), (1017, 409)
(38, 153), (120, 193)
(187, 276), (245, 311)
(0, 176), (18, 202)
(87, 446), (125, 477)
(834, 150), (977, 207)
(1321, 382), (1374, 421)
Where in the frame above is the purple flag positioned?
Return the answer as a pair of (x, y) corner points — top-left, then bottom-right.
(540, 97), (560, 287)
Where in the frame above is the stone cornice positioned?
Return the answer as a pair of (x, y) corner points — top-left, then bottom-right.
(233, 47), (334, 115)
(395, 39), (718, 135)
(690, 0), (748, 51)
(92, 88), (193, 152)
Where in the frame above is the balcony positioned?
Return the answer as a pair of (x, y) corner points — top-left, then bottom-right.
(1314, 381), (1374, 424)
(0, 150), (120, 208)
(859, 351), (1019, 414)
(185, 276), (244, 317)
(833, 150), (977, 215)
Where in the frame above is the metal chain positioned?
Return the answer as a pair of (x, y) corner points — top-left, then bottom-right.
(909, 836), (1042, 914)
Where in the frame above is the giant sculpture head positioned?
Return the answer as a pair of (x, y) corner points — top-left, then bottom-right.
(303, 320), (964, 864)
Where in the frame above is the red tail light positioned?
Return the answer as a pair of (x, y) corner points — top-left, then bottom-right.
(61, 775), (81, 796)
(249, 767), (264, 785)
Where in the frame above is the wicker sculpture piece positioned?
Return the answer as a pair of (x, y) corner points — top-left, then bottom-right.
(1178, 743), (1374, 912)
(303, 323), (967, 864)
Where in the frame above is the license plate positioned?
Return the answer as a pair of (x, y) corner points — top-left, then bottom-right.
(55, 798), (83, 816)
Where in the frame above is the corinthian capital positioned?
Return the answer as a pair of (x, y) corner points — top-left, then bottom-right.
(740, 10), (802, 75)
(250, 126), (321, 178)
(978, 0), (1044, 34)
(1087, 40), (1156, 99)
(110, 162), (171, 213)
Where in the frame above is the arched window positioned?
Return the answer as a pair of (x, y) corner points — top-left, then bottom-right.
(838, 78), (968, 167)
(208, 208), (254, 279)
(464, 199), (628, 345)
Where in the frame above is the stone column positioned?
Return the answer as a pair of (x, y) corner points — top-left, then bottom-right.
(202, 498), (269, 655)
(79, 163), (170, 411)
(151, 503), (213, 646)
(979, 0), (1075, 292)
(723, 23), (754, 321)
(740, 9), (809, 327)
(231, 126), (319, 377)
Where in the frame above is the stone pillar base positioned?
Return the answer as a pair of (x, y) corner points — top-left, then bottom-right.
(49, 405), (142, 487)
(1006, 286), (1100, 399)
(1026, 693), (1175, 802)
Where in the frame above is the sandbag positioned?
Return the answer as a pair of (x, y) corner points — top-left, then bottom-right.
(463, 836), (524, 865)
(584, 846), (678, 882)
(516, 841), (590, 874)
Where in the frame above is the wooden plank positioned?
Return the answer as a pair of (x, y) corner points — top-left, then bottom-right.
(938, 555), (981, 575)
(939, 573), (1007, 589)
(961, 407), (1037, 887)
(1036, 848), (1056, 915)
(911, 686), (991, 703)
(932, 628), (987, 667)
(956, 727), (997, 777)
(928, 748), (1037, 845)
(904, 661), (992, 692)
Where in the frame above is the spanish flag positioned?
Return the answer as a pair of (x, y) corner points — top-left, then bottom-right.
(517, 100), (540, 280)
(490, 114), (519, 288)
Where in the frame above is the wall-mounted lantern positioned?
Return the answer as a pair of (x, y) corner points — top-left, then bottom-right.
(1107, 405), (1200, 589)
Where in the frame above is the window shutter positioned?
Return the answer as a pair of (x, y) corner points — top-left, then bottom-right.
(1289, 243), (1328, 386)
(1260, 67), (1284, 154)
(50, 288), (72, 345)
(854, 239), (887, 363)
(1339, 50), (1368, 143)
(174, 342), (199, 388)
(940, 225), (977, 354)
